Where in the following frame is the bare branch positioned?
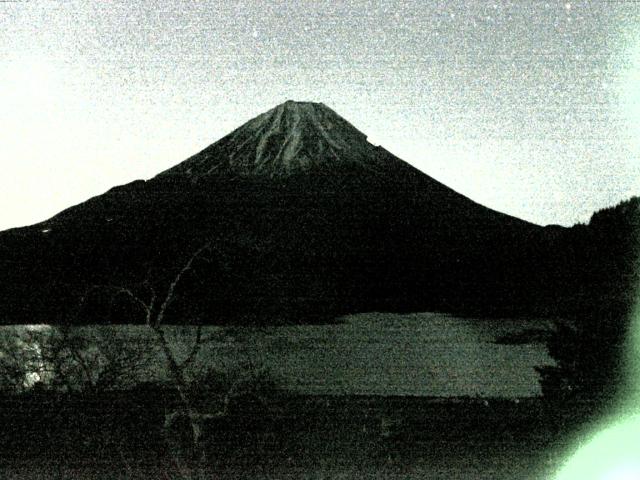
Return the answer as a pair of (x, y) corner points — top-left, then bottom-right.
(106, 285), (153, 321)
(179, 325), (203, 370)
(153, 241), (214, 327)
(70, 284), (154, 325)
(62, 330), (95, 388)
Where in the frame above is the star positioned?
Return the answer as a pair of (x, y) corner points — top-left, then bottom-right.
(565, 2), (572, 11)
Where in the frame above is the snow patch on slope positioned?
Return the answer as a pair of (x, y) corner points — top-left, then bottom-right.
(159, 100), (391, 178)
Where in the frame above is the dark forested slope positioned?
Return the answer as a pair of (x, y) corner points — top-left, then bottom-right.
(0, 102), (635, 325)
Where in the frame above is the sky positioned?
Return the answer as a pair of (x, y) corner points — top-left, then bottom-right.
(1, 0), (639, 230)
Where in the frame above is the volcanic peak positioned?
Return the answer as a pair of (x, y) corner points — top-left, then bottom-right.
(158, 100), (386, 179)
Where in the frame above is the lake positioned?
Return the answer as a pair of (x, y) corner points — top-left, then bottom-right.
(0, 312), (555, 397)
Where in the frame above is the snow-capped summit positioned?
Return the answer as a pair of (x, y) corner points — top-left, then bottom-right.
(158, 100), (390, 178)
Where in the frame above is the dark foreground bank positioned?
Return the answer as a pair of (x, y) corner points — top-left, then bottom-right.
(0, 389), (594, 479)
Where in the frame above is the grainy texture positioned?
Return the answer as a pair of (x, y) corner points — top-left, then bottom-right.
(1, 1), (639, 229)
(0, 1), (638, 479)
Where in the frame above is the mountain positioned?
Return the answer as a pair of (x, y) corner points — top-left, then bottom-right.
(159, 100), (393, 178)
(0, 101), (620, 325)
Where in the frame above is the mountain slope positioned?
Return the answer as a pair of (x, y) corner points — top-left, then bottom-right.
(0, 101), (558, 325)
(158, 100), (397, 178)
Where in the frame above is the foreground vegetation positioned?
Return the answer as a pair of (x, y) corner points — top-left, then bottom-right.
(0, 390), (586, 480)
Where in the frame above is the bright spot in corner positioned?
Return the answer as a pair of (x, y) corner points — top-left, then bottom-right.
(554, 415), (640, 480)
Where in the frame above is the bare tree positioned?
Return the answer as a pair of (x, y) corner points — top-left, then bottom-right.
(0, 239), (276, 479)
(0, 326), (157, 393)
(71, 241), (240, 478)
(0, 329), (42, 393)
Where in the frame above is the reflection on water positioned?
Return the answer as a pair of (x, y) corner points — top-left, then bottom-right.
(0, 312), (555, 397)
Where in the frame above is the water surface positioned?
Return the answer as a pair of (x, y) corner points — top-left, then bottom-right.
(0, 312), (555, 397)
